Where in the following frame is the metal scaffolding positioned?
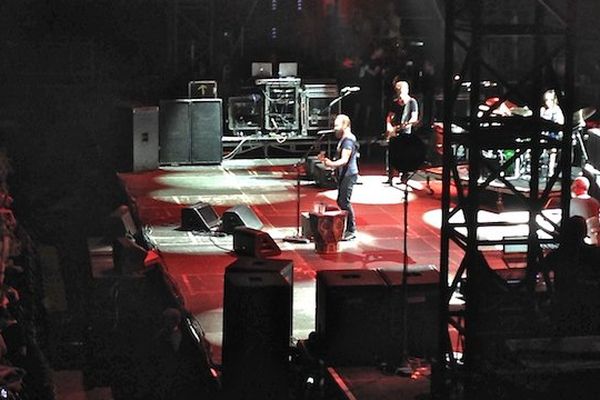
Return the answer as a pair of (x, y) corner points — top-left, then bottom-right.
(167, 0), (216, 74)
(436, 0), (578, 397)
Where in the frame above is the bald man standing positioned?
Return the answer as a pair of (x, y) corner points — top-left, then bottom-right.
(570, 176), (600, 245)
(319, 114), (359, 240)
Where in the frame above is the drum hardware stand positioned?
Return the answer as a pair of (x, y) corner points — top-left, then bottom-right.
(573, 126), (590, 166)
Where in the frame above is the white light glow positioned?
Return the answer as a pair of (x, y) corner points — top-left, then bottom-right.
(319, 175), (418, 205)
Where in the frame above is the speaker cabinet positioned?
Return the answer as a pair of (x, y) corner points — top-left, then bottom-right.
(159, 99), (223, 165)
(132, 106), (159, 171)
(222, 263), (292, 399)
(190, 99), (223, 164)
(378, 265), (440, 358)
(114, 106), (159, 173)
(159, 100), (191, 164)
(233, 227), (281, 258)
(226, 257), (293, 285)
(181, 202), (220, 231)
(316, 269), (388, 366)
(221, 205), (263, 234)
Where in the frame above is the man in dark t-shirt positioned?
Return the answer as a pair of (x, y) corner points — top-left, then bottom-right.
(384, 80), (418, 184)
(319, 114), (359, 240)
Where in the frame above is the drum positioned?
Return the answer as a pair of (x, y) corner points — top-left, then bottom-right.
(501, 149), (517, 177)
(388, 134), (426, 173)
(310, 210), (347, 254)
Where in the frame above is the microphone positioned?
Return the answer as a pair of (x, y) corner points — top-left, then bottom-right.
(317, 129), (336, 135)
(341, 86), (361, 93)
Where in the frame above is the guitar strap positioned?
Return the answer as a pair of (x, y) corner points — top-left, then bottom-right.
(401, 101), (409, 125)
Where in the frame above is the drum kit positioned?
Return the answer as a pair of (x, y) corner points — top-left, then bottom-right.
(480, 106), (597, 181)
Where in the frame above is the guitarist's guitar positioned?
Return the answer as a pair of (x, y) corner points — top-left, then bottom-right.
(382, 121), (411, 141)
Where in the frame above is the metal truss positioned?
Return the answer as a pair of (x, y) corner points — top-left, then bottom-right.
(436, 0), (578, 397)
(166, 0), (216, 73)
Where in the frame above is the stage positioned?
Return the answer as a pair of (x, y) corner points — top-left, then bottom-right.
(118, 159), (451, 347)
(116, 158), (567, 398)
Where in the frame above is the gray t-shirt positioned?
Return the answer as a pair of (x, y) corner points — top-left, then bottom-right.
(388, 97), (419, 134)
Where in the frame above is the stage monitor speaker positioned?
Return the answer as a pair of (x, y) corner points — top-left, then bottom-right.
(221, 205), (263, 234)
(190, 99), (223, 164)
(233, 227), (281, 258)
(222, 266), (291, 399)
(112, 237), (147, 274)
(181, 202), (221, 231)
(132, 106), (159, 171)
(378, 265), (440, 358)
(314, 162), (337, 189)
(316, 269), (388, 366)
(159, 100), (191, 164)
(304, 156), (321, 180)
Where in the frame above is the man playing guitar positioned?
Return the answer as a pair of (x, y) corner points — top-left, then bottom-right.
(384, 79), (419, 184)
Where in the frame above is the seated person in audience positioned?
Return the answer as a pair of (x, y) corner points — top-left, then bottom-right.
(543, 216), (600, 334)
(570, 176), (600, 245)
(0, 364), (25, 396)
(0, 191), (17, 285)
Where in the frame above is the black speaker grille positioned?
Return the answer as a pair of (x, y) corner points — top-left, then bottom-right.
(159, 100), (191, 163)
(190, 100), (223, 164)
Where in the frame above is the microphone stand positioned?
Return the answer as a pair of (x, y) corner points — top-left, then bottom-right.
(312, 90), (354, 124)
(395, 170), (417, 376)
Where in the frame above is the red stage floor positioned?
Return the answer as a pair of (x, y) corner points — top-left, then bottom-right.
(118, 159), (467, 361)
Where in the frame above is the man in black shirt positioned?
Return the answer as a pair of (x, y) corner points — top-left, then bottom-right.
(384, 79), (418, 184)
(319, 114), (359, 240)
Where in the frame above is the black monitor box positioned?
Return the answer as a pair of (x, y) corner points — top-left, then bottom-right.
(181, 202), (220, 231)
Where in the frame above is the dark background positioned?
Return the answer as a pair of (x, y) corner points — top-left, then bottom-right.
(0, 0), (598, 247)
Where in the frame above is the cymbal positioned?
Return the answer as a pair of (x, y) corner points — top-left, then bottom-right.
(510, 106), (533, 117)
(573, 107), (597, 124)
